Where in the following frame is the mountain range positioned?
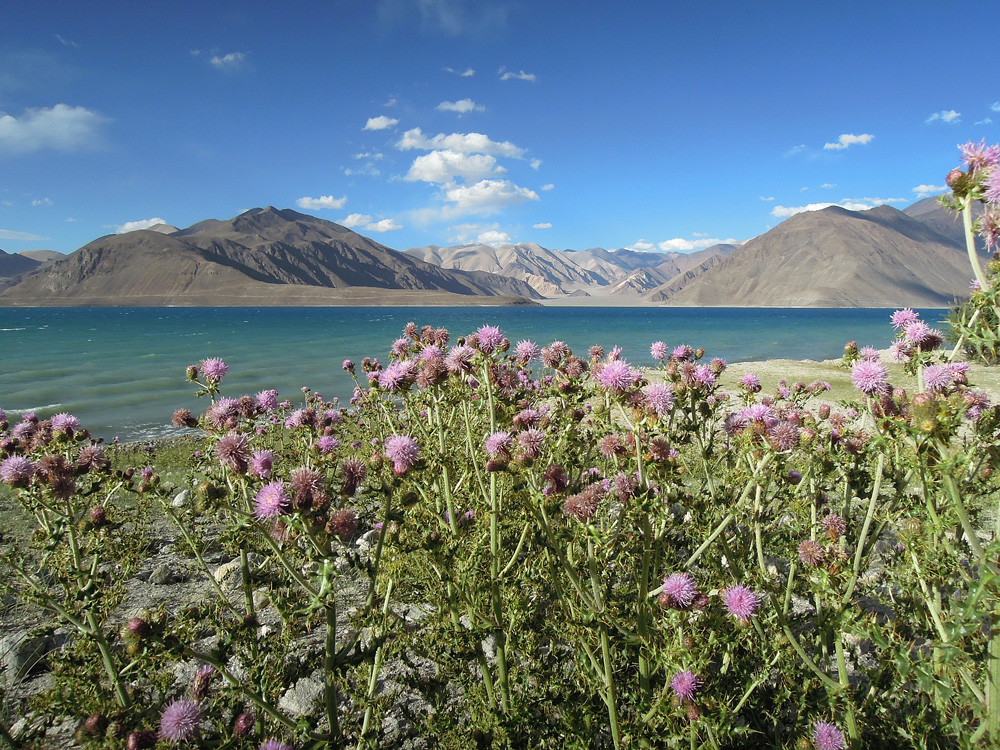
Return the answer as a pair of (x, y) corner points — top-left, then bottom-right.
(0, 197), (986, 307)
(0, 208), (540, 306)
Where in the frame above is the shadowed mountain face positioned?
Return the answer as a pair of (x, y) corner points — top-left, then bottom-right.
(0, 207), (541, 306)
(654, 205), (983, 307)
(0, 249), (41, 278)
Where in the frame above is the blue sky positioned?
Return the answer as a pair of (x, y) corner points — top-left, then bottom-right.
(1, 0), (997, 255)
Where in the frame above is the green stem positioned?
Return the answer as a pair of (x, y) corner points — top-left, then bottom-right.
(599, 622), (623, 750)
(835, 636), (859, 740)
(963, 197), (990, 291)
(841, 454), (885, 604)
(324, 587), (342, 745)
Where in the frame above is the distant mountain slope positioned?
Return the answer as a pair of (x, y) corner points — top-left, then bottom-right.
(903, 195), (984, 251)
(404, 241), (735, 297)
(0, 249), (41, 278)
(0, 207), (540, 306)
(657, 205), (980, 307)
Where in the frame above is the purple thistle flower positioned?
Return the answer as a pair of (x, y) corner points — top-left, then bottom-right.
(445, 344), (476, 374)
(50, 412), (81, 435)
(660, 572), (698, 609)
(390, 337), (410, 358)
(385, 435), (420, 475)
(890, 308), (920, 331)
(419, 344), (443, 360)
(923, 365), (952, 394)
(859, 346), (880, 361)
(981, 210), (1000, 250)
(199, 358), (228, 383)
(903, 320), (933, 345)
(11, 420), (36, 442)
(671, 344), (694, 361)
(215, 432), (250, 473)
(798, 540), (826, 567)
(484, 430), (513, 460)
(985, 169), (1000, 206)
(260, 740), (294, 750)
(670, 670), (701, 703)
(643, 383), (675, 417)
(0, 455), (35, 485)
(139, 466), (155, 481)
(516, 428), (546, 459)
(249, 449), (274, 479)
(888, 340), (912, 363)
(769, 421), (800, 451)
(513, 339), (539, 364)
(721, 584), (760, 624)
(256, 389), (279, 411)
(159, 697), (202, 742)
(378, 360), (417, 391)
(650, 341), (668, 361)
(959, 139), (1000, 174)
(692, 365), (716, 388)
(205, 398), (240, 431)
(851, 359), (889, 396)
(315, 436), (339, 455)
(812, 720), (846, 750)
(595, 360), (637, 394)
(284, 409), (310, 429)
(476, 325), (505, 354)
(739, 373), (762, 393)
(740, 403), (777, 427)
(254, 481), (290, 520)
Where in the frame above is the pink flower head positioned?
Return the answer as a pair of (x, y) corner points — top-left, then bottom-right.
(986, 169), (1000, 206)
(315, 436), (339, 455)
(516, 428), (545, 459)
(1, 455), (35, 485)
(959, 139), (1000, 174)
(254, 481), (290, 520)
(739, 373), (762, 393)
(643, 383), (675, 417)
(514, 339), (539, 364)
(981, 210), (1000, 250)
(50, 412), (81, 435)
(260, 740), (294, 750)
(484, 430), (513, 460)
(922, 364), (952, 394)
(390, 337), (410, 358)
(476, 325), (505, 354)
(670, 670), (701, 703)
(200, 358), (228, 383)
(671, 344), (694, 361)
(215, 432), (250, 473)
(445, 344), (476, 374)
(385, 434), (419, 475)
(721, 584), (760, 624)
(890, 308), (920, 331)
(256, 389), (279, 411)
(650, 341), (668, 361)
(249, 449), (274, 479)
(595, 360), (637, 394)
(159, 697), (202, 742)
(660, 572), (698, 609)
(812, 721), (846, 750)
(851, 359), (889, 396)
(859, 346), (880, 361)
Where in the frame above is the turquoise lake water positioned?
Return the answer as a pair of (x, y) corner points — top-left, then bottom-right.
(0, 306), (946, 442)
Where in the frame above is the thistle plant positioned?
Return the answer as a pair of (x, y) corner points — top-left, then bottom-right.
(2, 314), (1000, 749)
(942, 140), (1000, 363)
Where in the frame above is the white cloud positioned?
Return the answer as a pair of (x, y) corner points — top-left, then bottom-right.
(541, 183), (554, 191)
(442, 67), (475, 77)
(353, 151), (384, 160)
(440, 179), (539, 218)
(975, 118), (993, 126)
(913, 184), (947, 198)
(476, 229), (511, 245)
(296, 195), (347, 210)
(626, 240), (656, 252)
(533, 222), (552, 229)
(823, 133), (874, 150)
(821, 183), (836, 189)
(759, 196), (775, 201)
(498, 66), (536, 81)
(436, 99), (485, 114)
(0, 228), (49, 241)
(785, 144), (807, 157)
(0, 104), (108, 153)
(926, 110), (961, 124)
(365, 218), (401, 232)
(655, 237), (741, 252)
(116, 217), (167, 233)
(396, 127), (525, 158)
(405, 149), (504, 183)
(31, 198), (53, 206)
(210, 52), (246, 71)
(340, 213), (400, 232)
(364, 115), (399, 131)
(770, 201), (875, 218)
(992, 102), (1000, 112)
(529, 158), (542, 170)
(340, 213), (372, 228)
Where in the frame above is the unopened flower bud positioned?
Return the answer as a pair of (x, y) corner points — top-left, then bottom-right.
(125, 616), (150, 639)
(186, 365), (199, 381)
(946, 168), (965, 189)
(233, 711), (256, 737)
(84, 713), (108, 736)
(126, 730), (157, 750)
(90, 505), (107, 525)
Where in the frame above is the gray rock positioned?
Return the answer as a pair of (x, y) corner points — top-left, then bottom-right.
(1, 631), (50, 686)
(172, 489), (191, 508)
(279, 671), (325, 718)
(148, 563), (176, 585)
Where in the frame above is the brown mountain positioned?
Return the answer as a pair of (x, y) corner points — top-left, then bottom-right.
(655, 205), (981, 307)
(903, 195), (985, 251)
(0, 208), (541, 306)
(0, 249), (42, 278)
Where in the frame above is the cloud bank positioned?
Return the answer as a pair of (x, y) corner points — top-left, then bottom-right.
(0, 104), (108, 153)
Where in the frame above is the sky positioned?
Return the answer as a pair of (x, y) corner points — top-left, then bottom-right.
(1, 0), (997, 256)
